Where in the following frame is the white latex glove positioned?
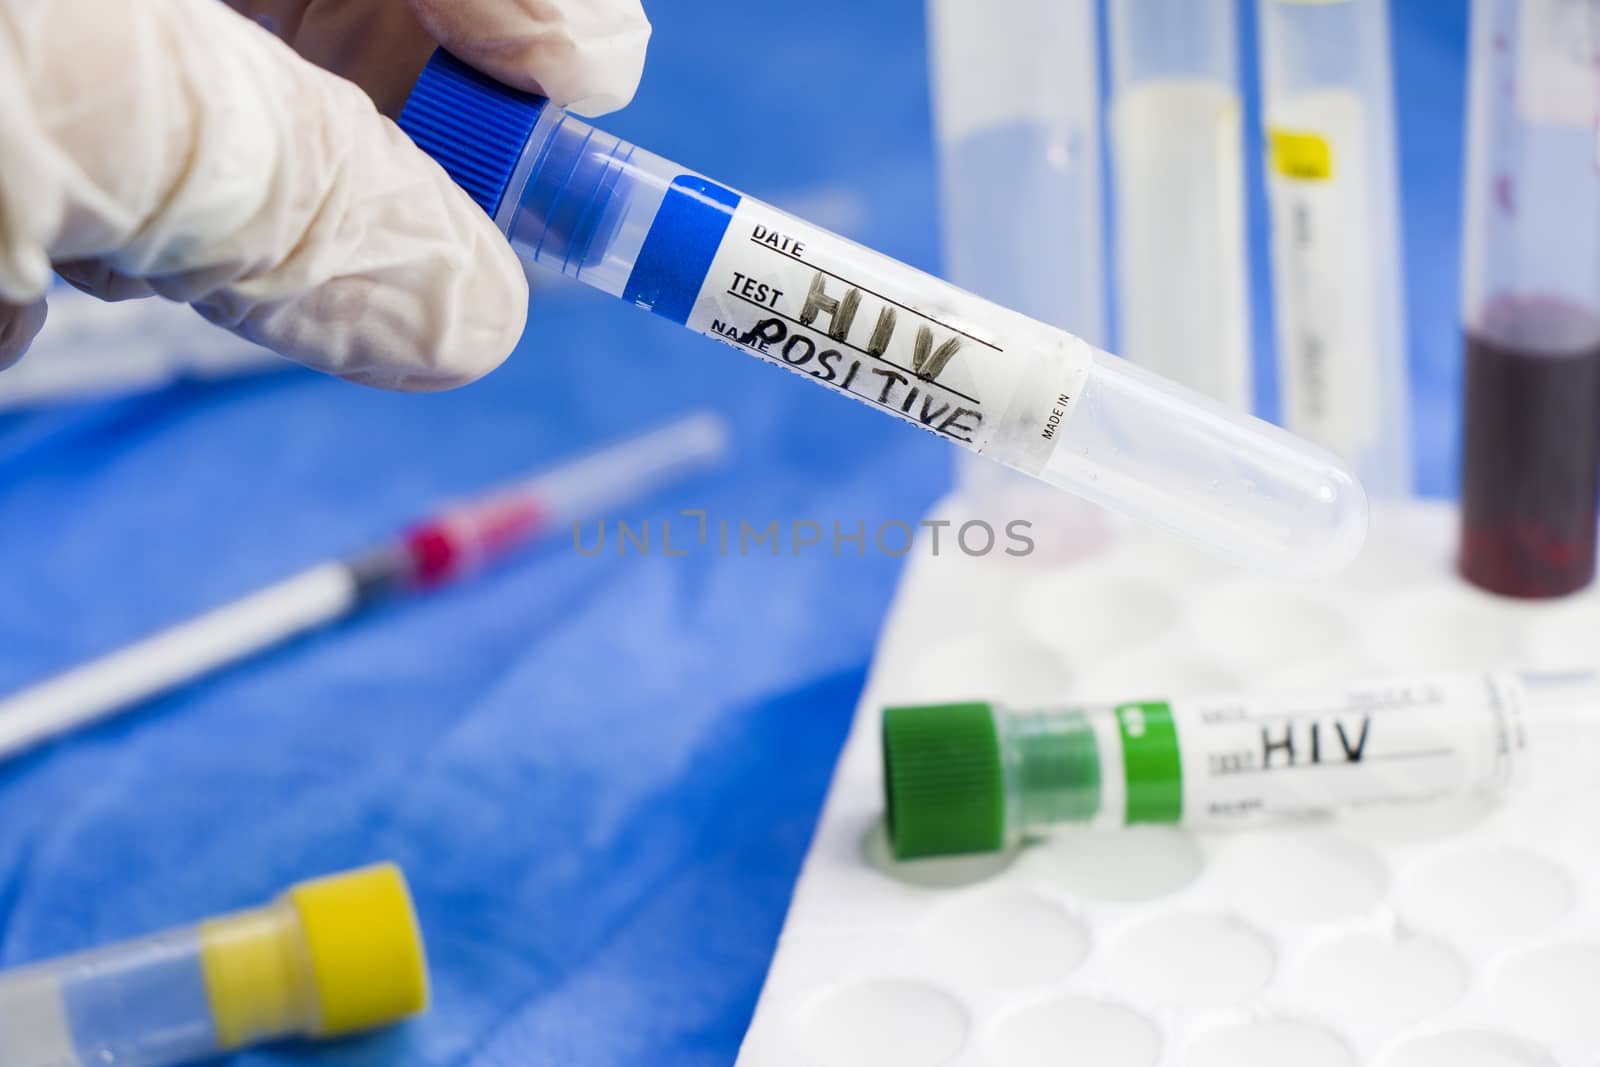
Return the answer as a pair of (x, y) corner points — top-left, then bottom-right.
(0, 0), (651, 390)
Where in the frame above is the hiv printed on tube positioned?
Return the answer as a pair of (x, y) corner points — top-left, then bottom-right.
(398, 51), (1369, 579)
(0, 415), (728, 762)
(0, 864), (427, 1067)
(880, 670), (1599, 859)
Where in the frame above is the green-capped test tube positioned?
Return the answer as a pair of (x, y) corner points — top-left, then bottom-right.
(882, 671), (1595, 859)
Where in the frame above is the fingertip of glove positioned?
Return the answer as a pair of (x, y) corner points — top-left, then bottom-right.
(403, 220), (530, 392)
(204, 117), (532, 394)
(556, 18), (651, 117)
(212, 239), (528, 395)
(329, 259), (528, 394)
(407, 0), (651, 116)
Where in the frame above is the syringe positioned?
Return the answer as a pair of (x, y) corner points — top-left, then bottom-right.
(0, 414), (728, 761)
(0, 864), (426, 1067)
(881, 670), (1599, 858)
(397, 52), (1369, 578)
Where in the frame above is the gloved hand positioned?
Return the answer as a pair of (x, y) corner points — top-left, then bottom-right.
(0, 0), (650, 390)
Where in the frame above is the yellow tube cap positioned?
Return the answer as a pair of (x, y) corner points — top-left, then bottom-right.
(287, 862), (430, 1037)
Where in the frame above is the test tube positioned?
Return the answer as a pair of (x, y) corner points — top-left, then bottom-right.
(1256, 0), (1413, 498)
(0, 864), (427, 1067)
(925, 0), (1108, 540)
(1108, 0), (1254, 410)
(1459, 0), (1600, 597)
(881, 670), (1597, 858)
(926, 0), (1105, 349)
(0, 286), (284, 411)
(399, 52), (1367, 578)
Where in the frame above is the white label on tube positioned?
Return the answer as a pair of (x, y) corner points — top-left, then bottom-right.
(683, 196), (1091, 470)
(1167, 673), (1525, 826)
(0, 970), (79, 1067)
(1266, 93), (1381, 464)
(1517, 0), (1600, 128)
(1112, 81), (1252, 410)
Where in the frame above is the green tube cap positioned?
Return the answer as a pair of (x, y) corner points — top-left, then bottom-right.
(882, 702), (1006, 859)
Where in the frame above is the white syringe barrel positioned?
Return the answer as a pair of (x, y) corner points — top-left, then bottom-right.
(399, 52), (1366, 577)
(1256, 0), (1413, 498)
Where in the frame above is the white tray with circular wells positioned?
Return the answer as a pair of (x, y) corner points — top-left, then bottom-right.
(736, 499), (1600, 1067)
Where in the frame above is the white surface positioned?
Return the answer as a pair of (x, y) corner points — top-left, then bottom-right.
(738, 500), (1600, 1066)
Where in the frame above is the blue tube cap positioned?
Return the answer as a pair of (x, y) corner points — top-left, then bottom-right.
(399, 49), (634, 274)
(398, 51), (548, 218)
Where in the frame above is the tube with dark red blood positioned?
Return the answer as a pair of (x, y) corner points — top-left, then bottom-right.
(1456, 0), (1600, 598)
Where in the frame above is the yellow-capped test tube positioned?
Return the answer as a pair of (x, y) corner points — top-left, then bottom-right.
(0, 863), (427, 1067)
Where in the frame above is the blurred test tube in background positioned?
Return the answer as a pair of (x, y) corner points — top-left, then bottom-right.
(1458, 0), (1600, 598)
(1109, 0), (1254, 411)
(1257, 0), (1413, 499)
(0, 865), (425, 1067)
(926, 0), (1105, 343)
(0, 287), (284, 411)
(925, 0), (1108, 550)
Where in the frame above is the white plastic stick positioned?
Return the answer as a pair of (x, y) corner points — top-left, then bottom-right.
(0, 564), (356, 761)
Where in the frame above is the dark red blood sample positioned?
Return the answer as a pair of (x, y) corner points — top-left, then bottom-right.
(1459, 299), (1600, 598)
(404, 524), (460, 587)
(402, 497), (546, 588)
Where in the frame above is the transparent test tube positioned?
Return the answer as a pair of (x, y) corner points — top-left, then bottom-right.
(1458, 0), (1600, 597)
(882, 671), (1598, 858)
(1109, 0), (1254, 410)
(0, 864), (427, 1067)
(925, 0), (1105, 343)
(925, 0), (1109, 546)
(1257, 0), (1413, 498)
(0, 287), (285, 411)
(399, 52), (1367, 577)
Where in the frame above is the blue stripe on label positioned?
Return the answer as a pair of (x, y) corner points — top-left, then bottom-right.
(622, 176), (741, 325)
